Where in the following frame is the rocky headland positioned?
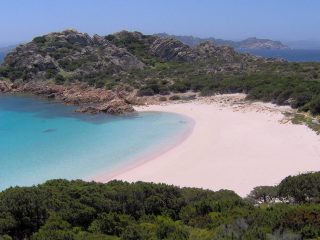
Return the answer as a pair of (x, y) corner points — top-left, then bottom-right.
(0, 29), (272, 114)
(1, 81), (137, 114)
(1, 29), (319, 117)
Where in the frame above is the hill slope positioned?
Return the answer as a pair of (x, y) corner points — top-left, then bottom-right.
(0, 30), (264, 86)
(0, 29), (320, 116)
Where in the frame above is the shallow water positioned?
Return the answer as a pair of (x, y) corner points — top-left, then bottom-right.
(0, 95), (192, 190)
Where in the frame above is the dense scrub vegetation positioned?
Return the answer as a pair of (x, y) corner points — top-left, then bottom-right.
(0, 172), (320, 240)
(129, 61), (320, 115)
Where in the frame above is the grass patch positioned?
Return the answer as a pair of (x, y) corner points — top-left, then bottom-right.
(291, 113), (320, 134)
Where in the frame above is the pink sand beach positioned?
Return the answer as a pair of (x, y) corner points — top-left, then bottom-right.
(98, 95), (320, 196)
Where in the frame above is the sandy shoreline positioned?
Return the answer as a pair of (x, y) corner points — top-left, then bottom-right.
(103, 94), (320, 196)
(93, 116), (195, 183)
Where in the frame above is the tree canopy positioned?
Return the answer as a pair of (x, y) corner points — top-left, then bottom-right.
(0, 172), (320, 239)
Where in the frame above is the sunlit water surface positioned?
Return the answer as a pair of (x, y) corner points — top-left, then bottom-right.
(0, 95), (192, 190)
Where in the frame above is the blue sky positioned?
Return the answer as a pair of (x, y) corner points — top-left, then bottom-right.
(0, 0), (319, 45)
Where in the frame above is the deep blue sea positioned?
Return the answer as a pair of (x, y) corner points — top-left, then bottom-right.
(237, 49), (320, 62)
(0, 95), (192, 190)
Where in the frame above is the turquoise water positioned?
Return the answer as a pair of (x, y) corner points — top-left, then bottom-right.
(0, 95), (192, 190)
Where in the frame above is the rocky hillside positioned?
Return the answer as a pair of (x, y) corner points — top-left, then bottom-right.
(1, 29), (319, 116)
(0, 30), (262, 84)
(156, 33), (289, 50)
(0, 29), (265, 90)
(106, 30), (198, 62)
(2, 30), (144, 83)
(107, 30), (257, 63)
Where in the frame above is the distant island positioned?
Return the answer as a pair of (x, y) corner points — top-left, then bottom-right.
(155, 33), (290, 50)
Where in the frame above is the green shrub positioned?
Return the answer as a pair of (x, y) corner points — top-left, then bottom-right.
(0, 66), (9, 78)
(31, 215), (74, 240)
(158, 85), (170, 95)
(89, 213), (134, 237)
(55, 74), (66, 85)
(291, 92), (313, 108)
(170, 82), (189, 93)
(95, 81), (105, 88)
(278, 172), (320, 203)
(169, 95), (181, 101)
(181, 94), (196, 101)
(159, 96), (167, 101)
(120, 225), (144, 240)
(138, 87), (155, 96)
(156, 216), (189, 240)
(45, 69), (58, 79)
(309, 95), (320, 115)
(0, 235), (12, 240)
(33, 36), (47, 44)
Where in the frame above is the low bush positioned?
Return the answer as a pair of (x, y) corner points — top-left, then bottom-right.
(138, 87), (155, 96)
(159, 96), (167, 101)
(54, 74), (66, 85)
(169, 95), (181, 101)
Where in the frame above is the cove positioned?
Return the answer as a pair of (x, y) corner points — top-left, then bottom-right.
(0, 95), (192, 190)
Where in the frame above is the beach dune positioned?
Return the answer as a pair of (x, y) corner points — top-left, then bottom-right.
(101, 95), (320, 196)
